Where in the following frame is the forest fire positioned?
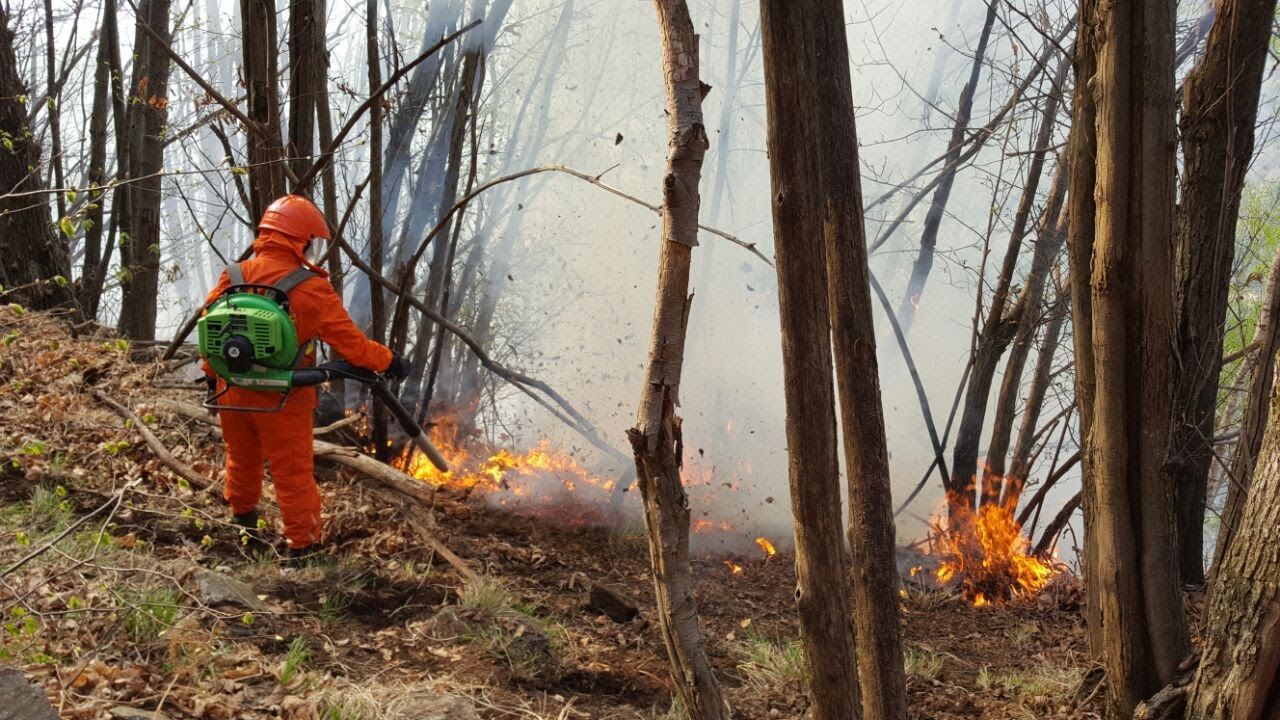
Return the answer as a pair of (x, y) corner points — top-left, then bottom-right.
(388, 415), (620, 524)
(929, 493), (1057, 605)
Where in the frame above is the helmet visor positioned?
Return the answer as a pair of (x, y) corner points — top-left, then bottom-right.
(304, 238), (329, 266)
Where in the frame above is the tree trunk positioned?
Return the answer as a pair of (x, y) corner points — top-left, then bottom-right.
(625, 3), (724, 718)
(241, 0), (286, 220)
(1001, 295), (1068, 511)
(981, 156), (1069, 507)
(758, 2), (861, 718)
(1214, 236), (1280, 574)
(1078, 0), (1191, 712)
(0, 9), (73, 310)
(90, 0), (130, 320)
(79, 11), (112, 311)
(367, 0), (388, 459)
(42, 0), (65, 220)
(1065, 8), (1101, 661)
(117, 0), (172, 340)
(895, 2), (997, 335)
(286, 0), (323, 182)
(948, 57), (1068, 522)
(1185, 354), (1280, 720)
(812, 1), (909, 716)
(1168, 0), (1278, 587)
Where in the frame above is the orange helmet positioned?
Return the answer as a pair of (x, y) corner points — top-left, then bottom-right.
(258, 195), (331, 243)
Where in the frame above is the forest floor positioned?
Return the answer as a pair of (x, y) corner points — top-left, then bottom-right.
(0, 308), (1102, 720)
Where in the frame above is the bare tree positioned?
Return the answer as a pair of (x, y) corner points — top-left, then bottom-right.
(626, 2), (725, 718)
(117, 0), (173, 340)
(895, 2), (998, 334)
(241, 0), (286, 219)
(1167, 0), (1278, 586)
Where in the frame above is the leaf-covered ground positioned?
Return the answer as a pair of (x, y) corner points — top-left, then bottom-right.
(0, 308), (1100, 719)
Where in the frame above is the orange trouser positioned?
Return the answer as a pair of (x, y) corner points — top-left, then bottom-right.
(219, 402), (321, 548)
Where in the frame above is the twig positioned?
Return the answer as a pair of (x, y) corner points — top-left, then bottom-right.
(91, 390), (210, 490)
(869, 272), (950, 487)
(294, 19), (484, 192)
(314, 413), (364, 436)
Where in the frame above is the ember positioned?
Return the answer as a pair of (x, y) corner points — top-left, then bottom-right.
(929, 492), (1057, 604)
(724, 560), (744, 574)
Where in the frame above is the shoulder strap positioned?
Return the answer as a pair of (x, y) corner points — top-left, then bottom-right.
(272, 267), (318, 296)
(225, 263), (245, 287)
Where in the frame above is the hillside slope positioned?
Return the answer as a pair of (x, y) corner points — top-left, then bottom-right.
(0, 308), (1098, 719)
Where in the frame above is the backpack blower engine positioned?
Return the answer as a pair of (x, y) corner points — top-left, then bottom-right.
(197, 266), (449, 472)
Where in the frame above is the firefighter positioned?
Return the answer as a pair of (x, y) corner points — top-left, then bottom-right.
(202, 195), (408, 561)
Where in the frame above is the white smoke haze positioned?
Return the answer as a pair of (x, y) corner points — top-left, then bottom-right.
(30, 0), (1264, 562)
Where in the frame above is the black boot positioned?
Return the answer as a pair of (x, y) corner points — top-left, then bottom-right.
(231, 509), (260, 529)
(231, 510), (268, 552)
(286, 543), (323, 568)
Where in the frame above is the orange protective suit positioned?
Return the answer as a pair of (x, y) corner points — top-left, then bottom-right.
(203, 228), (391, 549)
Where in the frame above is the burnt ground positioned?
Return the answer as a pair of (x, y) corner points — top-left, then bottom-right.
(0, 309), (1101, 719)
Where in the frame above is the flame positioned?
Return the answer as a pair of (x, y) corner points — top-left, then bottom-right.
(724, 560), (743, 575)
(909, 293), (921, 310)
(755, 537), (776, 558)
(390, 415), (619, 524)
(929, 490), (1057, 605)
(909, 565), (923, 578)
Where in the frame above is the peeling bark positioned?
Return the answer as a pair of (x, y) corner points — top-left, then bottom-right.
(626, 3), (724, 718)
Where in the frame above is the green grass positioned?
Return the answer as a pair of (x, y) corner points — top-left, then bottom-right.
(458, 576), (511, 616)
(120, 585), (181, 644)
(28, 485), (71, 533)
(904, 644), (945, 683)
(279, 636), (310, 685)
(737, 633), (807, 692)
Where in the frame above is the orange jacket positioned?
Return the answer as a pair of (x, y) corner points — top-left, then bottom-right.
(202, 229), (392, 410)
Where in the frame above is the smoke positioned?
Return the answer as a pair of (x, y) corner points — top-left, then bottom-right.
(469, 0), (1069, 554)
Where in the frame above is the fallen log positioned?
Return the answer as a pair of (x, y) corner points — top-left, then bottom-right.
(150, 399), (477, 581)
(92, 390), (211, 490)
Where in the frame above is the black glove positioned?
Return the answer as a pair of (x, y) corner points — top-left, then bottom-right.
(385, 352), (411, 380)
(204, 374), (218, 396)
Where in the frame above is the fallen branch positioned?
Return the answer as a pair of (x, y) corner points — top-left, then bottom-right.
(92, 390), (211, 490)
(151, 399), (478, 581)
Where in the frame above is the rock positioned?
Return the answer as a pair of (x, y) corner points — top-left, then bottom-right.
(108, 707), (170, 720)
(195, 569), (265, 610)
(586, 582), (639, 623)
(418, 607), (471, 639)
(399, 694), (477, 720)
(0, 666), (58, 720)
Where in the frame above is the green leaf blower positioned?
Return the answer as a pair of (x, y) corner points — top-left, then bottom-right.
(197, 265), (449, 472)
